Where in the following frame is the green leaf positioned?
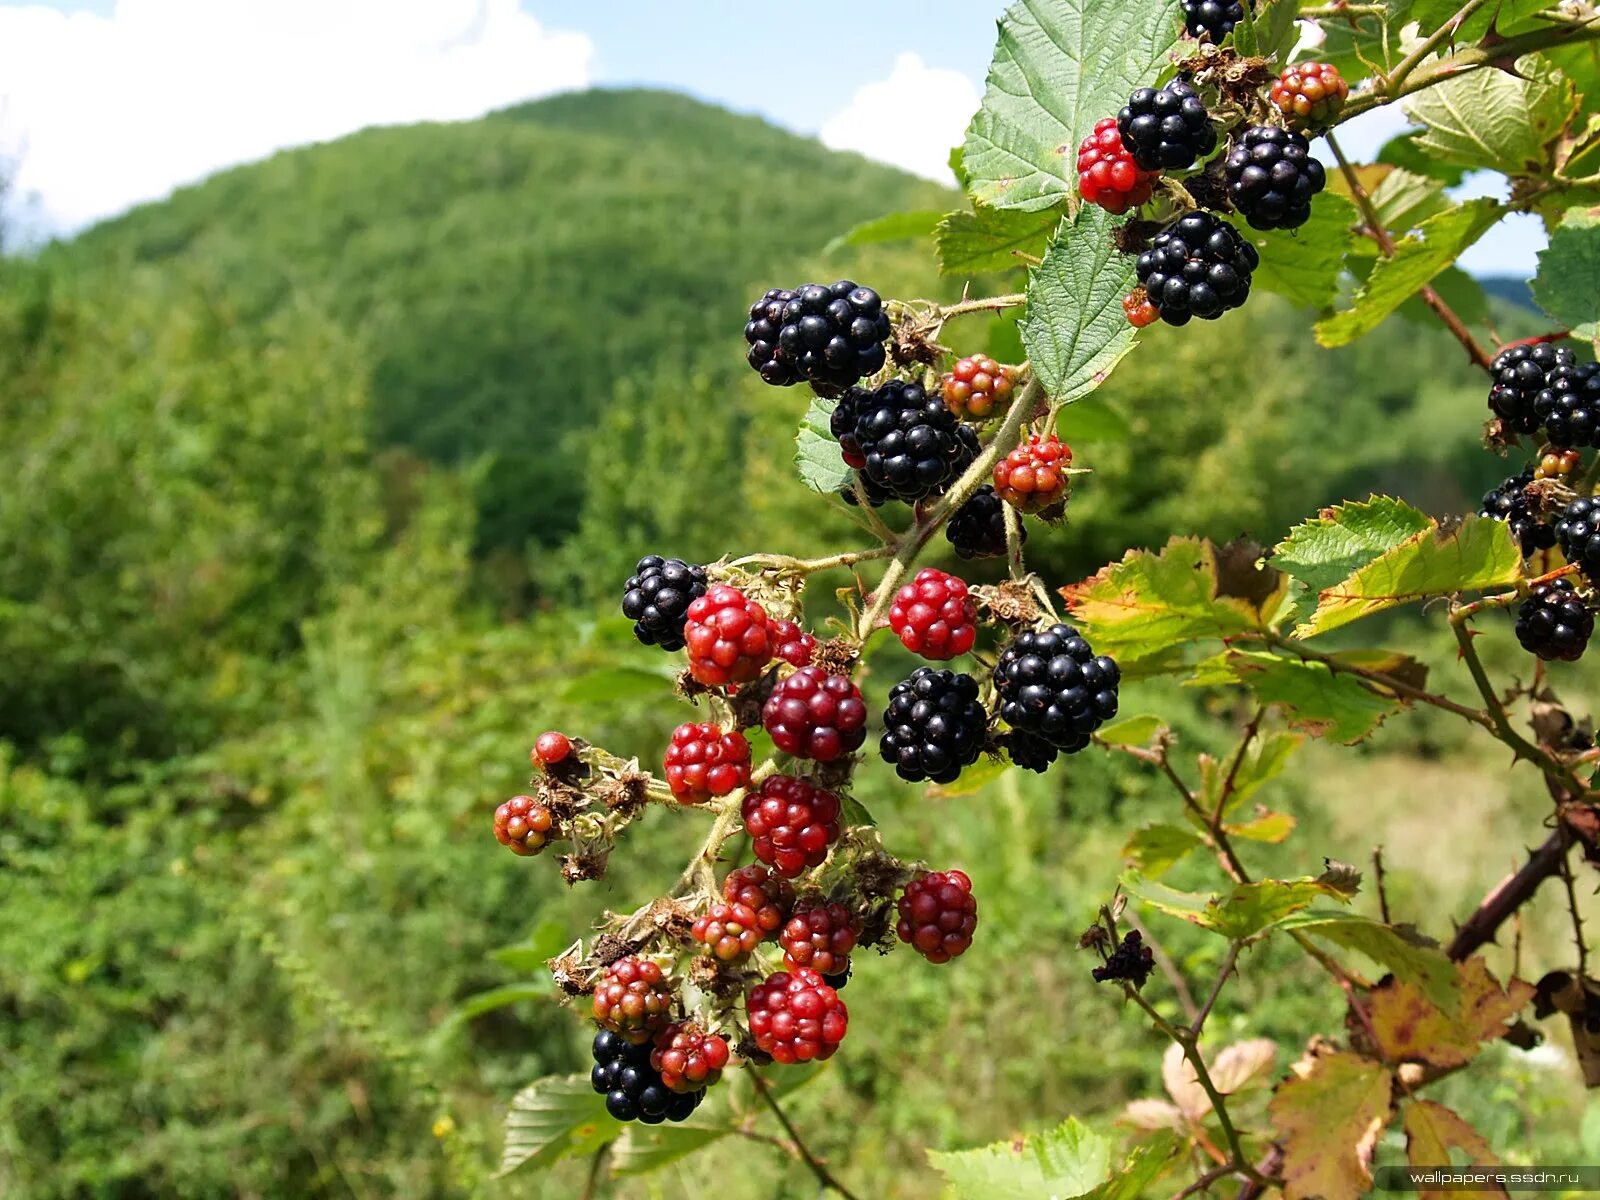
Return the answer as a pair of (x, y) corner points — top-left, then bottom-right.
(1274, 496), (1435, 620)
(937, 205), (1060, 275)
(824, 209), (943, 255)
(839, 791), (874, 828)
(1403, 52), (1575, 174)
(1084, 1133), (1187, 1200)
(491, 919), (570, 974)
(1368, 167), (1451, 236)
(1397, 266), (1488, 328)
(1315, 200), (1504, 346)
(440, 983), (554, 1027)
(1242, 194), (1360, 310)
(1377, 131), (1468, 186)
(927, 753), (1013, 798)
(1123, 873), (1354, 940)
(498, 1075), (614, 1177)
(1231, 0), (1302, 61)
(928, 1115), (1112, 1200)
(1531, 206), (1600, 350)
(611, 1121), (732, 1176)
(1316, 11), (1394, 85)
(961, 0), (1183, 212)
(1275, 910), (1458, 1011)
(1060, 537), (1277, 666)
(1296, 514), (1523, 638)
(1057, 395), (1132, 442)
(1123, 822), (1203, 875)
(1095, 713), (1164, 746)
(1197, 730), (1303, 816)
(1226, 811), (1297, 842)
(1022, 206), (1139, 403)
(1190, 650), (1401, 744)
(795, 394), (852, 496)
(561, 664), (678, 704)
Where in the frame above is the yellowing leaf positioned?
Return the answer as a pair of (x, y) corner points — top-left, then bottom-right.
(1225, 810), (1297, 843)
(1123, 873), (1353, 940)
(1364, 956), (1535, 1068)
(1270, 1049), (1393, 1200)
(1404, 1101), (1504, 1200)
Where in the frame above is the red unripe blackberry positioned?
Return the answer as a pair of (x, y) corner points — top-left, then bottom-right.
(592, 956), (675, 1043)
(663, 722), (752, 804)
(888, 567), (978, 660)
(1123, 291), (1160, 328)
(994, 433), (1071, 513)
(691, 901), (766, 962)
(896, 869), (978, 964)
(1271, 61), (1348, 130)
(746, 967), (849, 1064)
(723, 864), (796, 933)
(650, 1021), (732, 1093)
(770, 618), (817, 667)
(684, 585), (774, 687)
(493, 795), (555, 856)
(1516, 578), (1594, 662)
(532, 731), (572, 767)
(779, 900), (858, 975)
(741, 775), (843, 878)
(761, 665), (868, 762)
(943, 354), (1020, 421)
(1077, 117), (1159, 215)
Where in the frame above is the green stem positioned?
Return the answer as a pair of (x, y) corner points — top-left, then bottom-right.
(1385, 0), (1492, 96)
(749, 1071), (865, 1200)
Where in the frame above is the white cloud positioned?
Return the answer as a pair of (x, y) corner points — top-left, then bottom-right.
(818, 51), (978, 185)
(0, 0), (593, 231)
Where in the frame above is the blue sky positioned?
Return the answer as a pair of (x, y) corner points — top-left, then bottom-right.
(0, 0), (1544, 275)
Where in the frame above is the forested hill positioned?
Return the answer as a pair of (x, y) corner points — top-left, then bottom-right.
(56, 88), (951, 552)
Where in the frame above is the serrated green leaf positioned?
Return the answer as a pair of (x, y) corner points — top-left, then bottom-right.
(1226, 811), (1297, 842)
(839, 791), (874, 828)
(1314, 11), (1393, 86)
(611, 1121), (731, 1176)
(1275, 910), (1457, 1011)
(561, 665), (678, 704)
(1316, 200), (1504, 346)
(1397, 265), (1488, 328)
(1532, 206), (1600, 349)
(1123, 822), (1203, 876)
(1377, 131), (1468, 187)
(824, 209), (943, 255)
(1402, 53), (1575, 174)
(1022, 206), (1139, 402)
(1274, 496), (1435, 620)
(937, 205), (1060, 275)
(1368, 167), (1451, 236)
(1296, 514), (1523, 637)
(498, 1075), (614, 1177)
(1232, 0), (1302, 61)
(1085, 1133), (1187, 1200)
(961, 0), (1183, 212)
(926, 753), (1013, 798)
(1061, 537), (1275, 665)
(1123, 872), (1354, 940)
(795, 395), (852, 496)
(929, 1116), (1112, 1200)
(1095, 714), (1164, 746)
(1057, 395), (1133, 442)
(1242, 194), (1360, 310)
(441, 983), (554, 1027)
(1190, 650), (1401, 744)
(1198, 729), (1304, 816)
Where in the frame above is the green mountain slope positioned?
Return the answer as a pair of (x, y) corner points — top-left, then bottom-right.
(60, 88), (951, 551)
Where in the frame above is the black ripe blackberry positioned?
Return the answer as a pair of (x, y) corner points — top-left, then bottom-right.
(1092, 931), (1156, 987)
(830, 387), (870, 468)
(1117, 78), (1217, 172)
(589, 1031), (702, 1124)
(1000, 729), (1059, 774)
(993, 623), (1120, 753)
(1224, 126), (1326, 231)
(878, 667), (988, 784)
(946, 485), (1018, 560)
(1557, 496), (1600, 583)
(839, 469), (893, 508)
(622, 556), (708, 651)
(1515, 579), (1594, 662)
(1135, 212), (1258, 325)
(1183, 0), (1247, 40)
(1481, 470), (1556, 556)
(744, 281), (890, 393)
(1488, 342), (1575, 434)
(1534, 361), (1600, 449)
(822, 961), (851, 991)
(851, 380), (981, 503)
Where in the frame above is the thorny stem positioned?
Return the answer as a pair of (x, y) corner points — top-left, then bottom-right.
(749, 1070), (865, 1200)
(1449, 564), (1579, 622)
(1212, 708), (1265, 827)
(1385, 0), (1492, 97)
(1191, 942), (1242, 1040)
(1557, 818), (1590, 976)
(1323, 131), (1493, 373)
(726, 546), (895, 574)
(672, 790), (748, 895)
(1004, 500), (1027, 582)
(1449, 618), (1553, 770)
(1372, 846), (1393, 925)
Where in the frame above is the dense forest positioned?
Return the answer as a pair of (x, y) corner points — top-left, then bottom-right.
(3, 88), (1589, 1198)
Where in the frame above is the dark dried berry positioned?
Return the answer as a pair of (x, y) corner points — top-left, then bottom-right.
(1093, 931), (1155, 987)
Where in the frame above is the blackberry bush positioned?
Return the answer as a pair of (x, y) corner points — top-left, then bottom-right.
(1515, 580), (1594, 662)
(622, 556), (708, 650)
(1118, 78), (1216, 171)
(744, 281), (890, 393)
(878, 667), (988, 784)
(1135, 212), (1258, 325)
(994, 623), (1120, 753)
(1224, 125), (1326, 231)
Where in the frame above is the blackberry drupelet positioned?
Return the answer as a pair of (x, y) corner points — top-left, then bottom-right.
(1557, 497), (1600, 583)
(851, 379), (982, 503)
(589, 1031), (702, 1124)
(830, 386), (870, 468)
(878, 667), (988, 784)
(946, 485), (1018, 559)
(1515, 579), (1594, 662)
(993, 623), (1120, 753)
(1488, 343), (1575, 434)
(1224, 125), (1326, 231)
(1118, 78), (1217, 172)
(1534, 361), (1600, 449)
(622, 556), (708, 651)
(1000, 729), (1059, 773)
(1183, 0), (1247, 40)
(1135, 212), (1258, 325)
(744, 281), (890, 393)
(1481, 470), (1556, 556)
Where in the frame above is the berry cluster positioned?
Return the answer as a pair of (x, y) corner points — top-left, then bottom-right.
(623, 556), (708, 651)
(493, 795), (554, 856)
(745, 281), (890, 393)
(1135, 212), (1259, 326)
(1271, 61), (1348, 130)
(879, 667), (987, 784)
(691, 902), (765, 962)
(994, 433), (1071, 513)
(747, 968), (849, 1064)
(994, 623), (1121, 753)
(780, 901), (857, 975)
(1092, 931), (1156, 988)
(1557, 498), (1600, 583)
(762, 666), (868, 762)
(846, 380), (981, 503)
(1077, 117), (1159, 215)
(1183, 0), (1246, 41)
(946, 485), (1016, 559)
(1488, 343), (1575, 435)
(1224, 126), (1326, 231)
(684, 585), (774, 686)
(889, 568), (978, 660)
(590, 1031), (703, 1123)
(770, 618), (817, 668)
(943, 354), (1020, 421)
(1516, 580), (1594, 663)
(1118, 79), (1216, 172)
